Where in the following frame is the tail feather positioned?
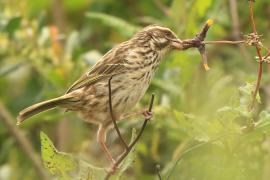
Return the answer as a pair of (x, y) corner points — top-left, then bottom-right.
(17, 95), (72, 125)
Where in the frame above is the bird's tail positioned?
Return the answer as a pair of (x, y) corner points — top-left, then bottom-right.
(17, 95), (73, 125)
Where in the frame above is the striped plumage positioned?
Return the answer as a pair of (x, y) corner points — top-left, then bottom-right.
(17, 25), (183, 163)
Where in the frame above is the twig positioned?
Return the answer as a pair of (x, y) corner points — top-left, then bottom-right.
(180, 19), (214, 70)
(127, 94), (154, 150)
(105, 77), (155, 180)
(203, 40), (245, 45)
(249, 0), (257, 34)
(248, 0), (264, 111)
(263, 50), (270, 60)
(180, 20), (248, 71)
(179, 2), (264, 110)
(181, 20), (213, 50)
(108, 76), (129, 149)
(0, 103), (50, 180)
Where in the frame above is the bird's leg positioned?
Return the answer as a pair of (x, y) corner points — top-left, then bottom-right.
(97, 125), (115, 164)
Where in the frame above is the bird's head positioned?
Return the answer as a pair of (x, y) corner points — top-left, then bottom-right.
(133, 25), (183, 51)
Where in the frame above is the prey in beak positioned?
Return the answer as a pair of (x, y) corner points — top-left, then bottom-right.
(171, 19), (214, 71)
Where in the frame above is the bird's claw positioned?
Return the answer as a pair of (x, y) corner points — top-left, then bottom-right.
(142, 109), (153, 120)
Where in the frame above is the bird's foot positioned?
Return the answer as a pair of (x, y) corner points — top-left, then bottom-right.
(142, 109), (153, 120)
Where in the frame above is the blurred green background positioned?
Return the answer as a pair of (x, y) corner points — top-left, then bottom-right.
(1, 0), (270, 179)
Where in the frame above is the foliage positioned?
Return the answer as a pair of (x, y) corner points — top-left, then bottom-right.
(40, 129), (137, 180)
(40, 131), (78, 178)
(1, 0), (270, 180)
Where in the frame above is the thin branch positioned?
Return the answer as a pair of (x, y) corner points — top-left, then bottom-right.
(180, 19), (214, 70)
(105, 82), (155, 180)
(181, 19), (214, 50)
(250, 51), (263, 110)
(263, 50), (270, 60)
(203, 40), (245, 45)
(127, 94), (154, 150)
(249, 0), (257, 34)
(179, 4), (263, 111)
(108, 76), (129, 149)
(0, 103), (50, 180)
(109, 118), (147, 171)
(248, 0), (264, 111)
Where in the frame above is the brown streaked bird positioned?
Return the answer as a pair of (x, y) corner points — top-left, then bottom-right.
(17, 25), (184, 163)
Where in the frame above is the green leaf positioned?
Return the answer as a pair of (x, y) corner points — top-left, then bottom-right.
(257, 111), (270, 128)
(77, 160), (106, 180)
(40, 131), (77, 178)
(239, 82), (261, 104)
(217, 82), (261, 120)
(4, 16), (22, 37)
(85, 12), (140, 37)
(40, 131), (107, 179)
(173, 110), (210, 141)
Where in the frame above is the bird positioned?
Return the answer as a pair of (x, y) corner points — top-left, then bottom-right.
(17, 25), (184, 164)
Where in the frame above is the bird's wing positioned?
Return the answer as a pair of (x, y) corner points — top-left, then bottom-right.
(65, 46), (128, 94)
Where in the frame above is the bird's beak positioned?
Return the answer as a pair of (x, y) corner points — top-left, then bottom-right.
(171, 38), (183, 50)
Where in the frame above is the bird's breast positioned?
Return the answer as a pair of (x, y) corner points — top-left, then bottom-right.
(111, 62), (159, 113)
(104, 49), (163, 113)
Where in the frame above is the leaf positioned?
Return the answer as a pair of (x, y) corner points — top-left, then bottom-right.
(235, 82), (260, 118)
(4, 16), (22, 37)
(257, 111), (270, 128)
(77, 160), (106, 180)
(40, 131), (107, 180)
(173, 110), (210, 141)
(239, 82), (261, 104)
(85, 12), (140, 37)
(40, 131), (77, 178)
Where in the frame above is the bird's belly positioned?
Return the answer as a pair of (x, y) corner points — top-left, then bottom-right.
(112, 71), (153, 113)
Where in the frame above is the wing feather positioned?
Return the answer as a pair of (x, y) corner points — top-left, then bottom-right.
(65, 43), (129, 94)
